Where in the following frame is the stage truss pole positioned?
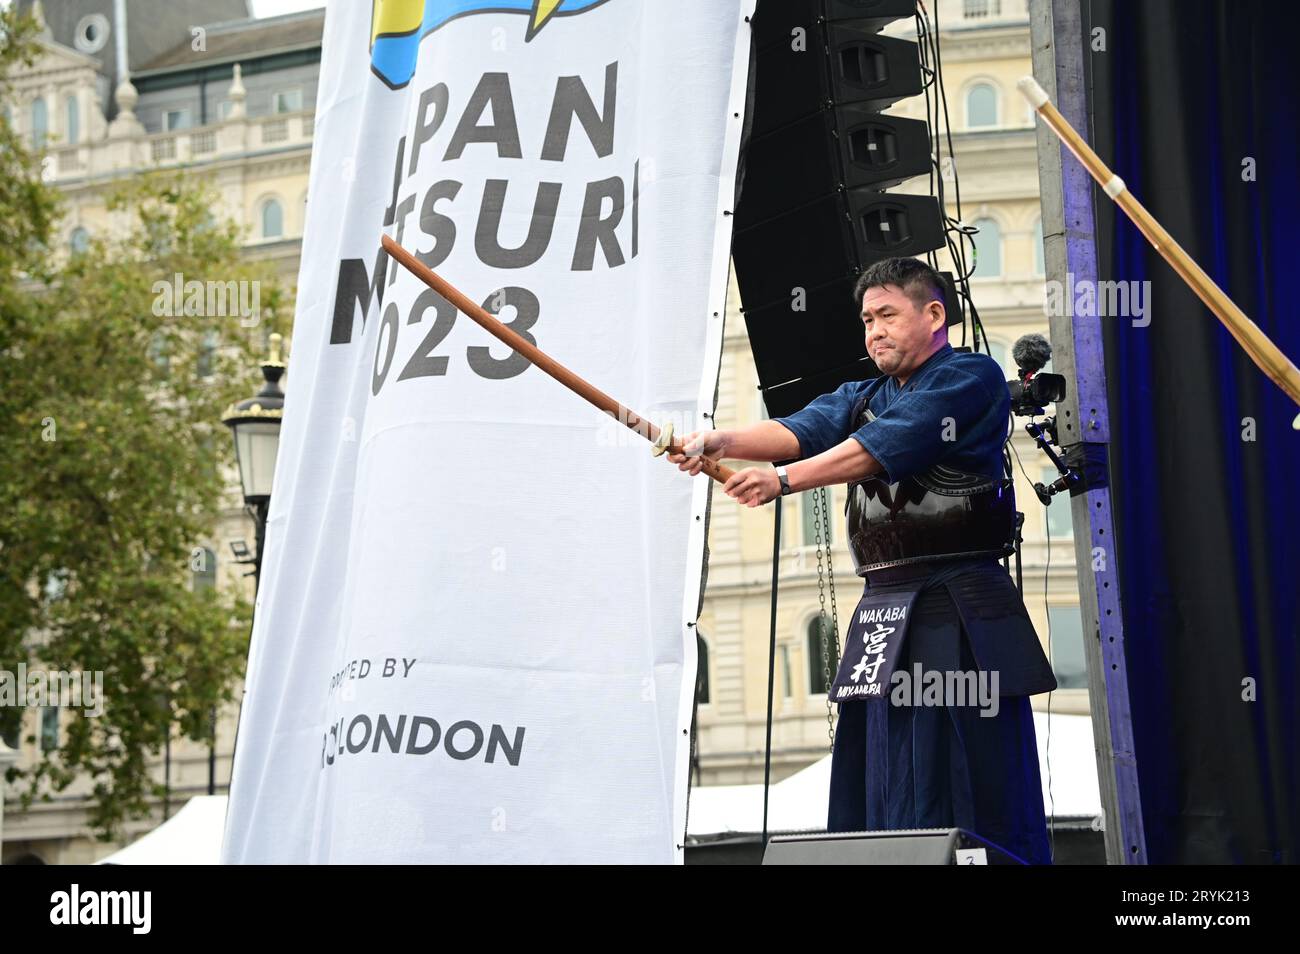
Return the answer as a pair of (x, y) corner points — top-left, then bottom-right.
(1028, 0), (1147, 864)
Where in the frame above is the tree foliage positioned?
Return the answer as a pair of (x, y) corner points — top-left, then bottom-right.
(0, 7), (290, 839)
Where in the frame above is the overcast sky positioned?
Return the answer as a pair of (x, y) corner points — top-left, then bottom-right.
(248, 0), (326, 18)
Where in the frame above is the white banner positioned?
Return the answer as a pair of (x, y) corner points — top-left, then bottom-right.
(222, 0), (752, 863)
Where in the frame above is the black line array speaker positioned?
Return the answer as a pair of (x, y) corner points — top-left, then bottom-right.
(761, 828), (1029, 865)
(734, 0), (952, 417)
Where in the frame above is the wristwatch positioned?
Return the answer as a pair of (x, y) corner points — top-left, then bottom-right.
(775, 465), (792, 496)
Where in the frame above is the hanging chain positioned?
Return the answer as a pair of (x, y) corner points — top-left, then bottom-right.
(812, 486), (842, 750)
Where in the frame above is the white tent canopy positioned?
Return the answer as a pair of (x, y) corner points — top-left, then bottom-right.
(98, 796), (227, 865)
(686, 711), (1101, 837)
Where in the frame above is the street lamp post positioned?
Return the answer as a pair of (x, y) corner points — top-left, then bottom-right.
(214, 333), (286, 794)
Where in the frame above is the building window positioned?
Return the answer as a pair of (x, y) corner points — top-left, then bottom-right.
(31, 97), (47, 149)
(966, 83), (998, 129)
(165, 109), (191, 132)
(1048, 605), (1087, 689)
(1033, 217), (1045, 274)
(800, 490), (832, 546)
(260, 198), (284, 239)
(971, 217), (1002, 277)
(807, 616), (834, 695)
(65, 96), (79, 145)
(274, 89), (303, 113)
(40, 708), (59, 751)
(986, 338), (1007, 376)
(74, 13), (111, 54)
(149, 330), (170, 374)
(197, 331), (219, 379)
(695, 634), (710, 705)
(963, 0), (1002, 18)
(69, 227), (90, 256)
(1042, 468), (1074, 537)
(192, 546), (217, 590)
(1, 715), (19, 750)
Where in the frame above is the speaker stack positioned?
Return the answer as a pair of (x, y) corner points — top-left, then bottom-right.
(734, 0), (953, 417)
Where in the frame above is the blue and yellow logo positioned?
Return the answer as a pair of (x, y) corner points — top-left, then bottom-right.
(370, 0), (612, 89)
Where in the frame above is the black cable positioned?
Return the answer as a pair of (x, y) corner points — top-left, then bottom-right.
(1008, 432), (1057, 865)
(917, 0), (988, 354)
(1043, 489), (1056, 864)
(761, 496), (782, 848)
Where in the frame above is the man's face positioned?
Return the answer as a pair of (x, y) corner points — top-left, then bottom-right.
(861, 283), (945, 380)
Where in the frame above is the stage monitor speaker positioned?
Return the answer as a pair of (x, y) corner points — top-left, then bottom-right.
(762, 828), (1029, 865)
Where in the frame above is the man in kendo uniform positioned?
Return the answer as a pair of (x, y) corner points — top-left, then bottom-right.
(669, 257), (1056, 865)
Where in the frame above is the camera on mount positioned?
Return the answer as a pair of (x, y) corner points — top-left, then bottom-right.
(1002, 333), (1080, 507)
(1009, 370), (1067, 416)
(1006, 333), (1066, 417)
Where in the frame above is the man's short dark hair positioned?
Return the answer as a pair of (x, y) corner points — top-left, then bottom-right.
(853, 257), (946, 314)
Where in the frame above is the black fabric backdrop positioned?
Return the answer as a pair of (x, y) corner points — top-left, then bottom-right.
(1089, 0), (1300, 863)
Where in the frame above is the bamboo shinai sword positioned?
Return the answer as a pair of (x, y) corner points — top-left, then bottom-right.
(1018, 76), (1300, 430)
(380, 235), (736, 482)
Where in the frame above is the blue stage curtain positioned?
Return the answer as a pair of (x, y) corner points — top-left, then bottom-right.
(1092, 0), (1300, 863)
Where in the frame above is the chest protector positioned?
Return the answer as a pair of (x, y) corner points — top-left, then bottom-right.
(845, 390), (1016, 575)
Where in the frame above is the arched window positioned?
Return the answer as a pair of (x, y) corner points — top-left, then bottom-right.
(65, 95), (79, 145)
(966, 83), (998, 128)
(1033, 217), (1045, 274)
(69, 227), (90, 255)
(31, 97), (48, 149)
(1, 715), (19, 749)
(972, 217), (1002, 277)
(41, 707), (59, 751)
(260, 198), (283, 239)
(695, 634), (710, 705)
(807, 616), (834, 695)
(192, 546), (217, 590)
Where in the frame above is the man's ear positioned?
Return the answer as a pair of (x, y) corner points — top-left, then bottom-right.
(927, 299), (946, 331)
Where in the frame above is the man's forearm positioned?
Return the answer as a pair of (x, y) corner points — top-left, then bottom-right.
(721, 420), (802, 463)
(784, 437), (882, 492)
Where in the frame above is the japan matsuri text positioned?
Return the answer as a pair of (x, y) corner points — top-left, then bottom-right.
(329, 61), (640, 380)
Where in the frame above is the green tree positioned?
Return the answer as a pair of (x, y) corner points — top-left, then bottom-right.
(0, 8), (290, 839)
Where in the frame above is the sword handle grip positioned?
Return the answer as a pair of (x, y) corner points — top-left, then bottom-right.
(663, 442), (734, 484)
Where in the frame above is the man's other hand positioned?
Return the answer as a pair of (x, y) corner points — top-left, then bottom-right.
(723, 466), (780, 508)
(667, 430), (729, 476)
